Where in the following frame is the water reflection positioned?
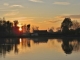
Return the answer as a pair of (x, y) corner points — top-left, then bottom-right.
(0, 38), (19, 57)
(0, 37), (80, 57)
(61, 38), (73, 54)
(20, 38), (31, 47)
(70, 38), (80, 52)
(61, 38), (80, 54)
(32, 38), (48, 43)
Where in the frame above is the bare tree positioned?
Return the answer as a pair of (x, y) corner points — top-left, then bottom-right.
(48, 27), (54, 33)
(56, 27), (61, 32)
(71, 20), (80, 30)
(32, 26), (39, 32)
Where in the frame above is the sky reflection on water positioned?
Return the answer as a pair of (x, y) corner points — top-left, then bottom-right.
(0, 38), (80, 60)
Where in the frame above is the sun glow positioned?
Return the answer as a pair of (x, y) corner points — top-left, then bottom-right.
(19, 38), (22, 43)
(19, 27), (22, 31)
(17, 23), (22, 27)
(17, 23), (22, 31)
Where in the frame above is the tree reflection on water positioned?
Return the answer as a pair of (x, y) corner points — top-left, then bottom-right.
(61, 38), (73, 54)
(0, 37), (80, 57)
(60, 38), (80, 54)
(0, 38), (19, 57)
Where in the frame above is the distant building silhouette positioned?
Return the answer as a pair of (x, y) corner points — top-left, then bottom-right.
(33, 30), (47, 34)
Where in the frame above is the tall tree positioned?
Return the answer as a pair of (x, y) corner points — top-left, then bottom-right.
(13, 20), (20, 35)
(27, 24), (30, 33)
(61, 18), (73, 33)
(6, 21), (13, 34)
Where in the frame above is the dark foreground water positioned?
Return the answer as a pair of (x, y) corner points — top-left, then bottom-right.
(0, 38), (80, 60)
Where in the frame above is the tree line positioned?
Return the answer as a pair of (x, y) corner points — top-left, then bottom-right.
(60, 18), (80, 36)
(0, 17), (80, 36)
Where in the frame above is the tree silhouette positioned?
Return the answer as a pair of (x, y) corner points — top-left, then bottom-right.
(0, 18), (13, 36)
(56, 27), (61, 33)
(6, 21), (13, 35)
(61, 38), (73, 54)
(0, 20), (6, 35)
(61, 18), (73, 33)
(13, 20), (20, 35)
(71, 20), (80, 30)
(75, 28), (80, 34)
(27, 24), (30, 33)
(48, 27), (54, 33)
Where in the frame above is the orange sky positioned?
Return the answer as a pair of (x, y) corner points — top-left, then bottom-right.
(0, 0), (80, 30)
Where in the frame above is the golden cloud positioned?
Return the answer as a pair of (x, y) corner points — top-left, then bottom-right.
(10, 5), (24, 8)
(29, 0), (43, 3)
(53, 2), (70, 5)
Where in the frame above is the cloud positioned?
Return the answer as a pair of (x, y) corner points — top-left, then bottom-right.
(9, 17), (36, 25)
(4, 12), (19, 16)
(44, 14), (80, 24)
(53, 2), (70, 5)
(29, 0), (43, 3)
(3, 3), (24, 8)
(44, 20), (62, 24)
(0, 9), (18, 12)
(11, 17), (34, 21)
(3, 3), (9, 6)
(56, 15), (80, 20)
(10, 5), (24, 8)
(48, 20), (62, 23)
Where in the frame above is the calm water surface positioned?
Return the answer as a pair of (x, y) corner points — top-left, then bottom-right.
(0, 38), (80, 60)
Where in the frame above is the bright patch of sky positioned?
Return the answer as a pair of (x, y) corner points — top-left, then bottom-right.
(0, 0), (80, 29)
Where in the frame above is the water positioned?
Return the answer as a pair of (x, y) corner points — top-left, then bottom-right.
(0, 38), (80, 60)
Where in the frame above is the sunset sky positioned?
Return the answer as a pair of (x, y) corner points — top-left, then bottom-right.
(0, 0), (80, 30)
